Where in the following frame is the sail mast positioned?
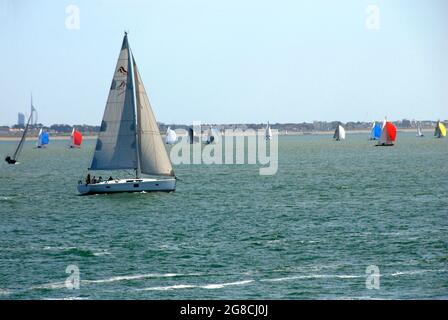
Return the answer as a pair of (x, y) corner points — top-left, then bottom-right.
(127, 34), (141, 179)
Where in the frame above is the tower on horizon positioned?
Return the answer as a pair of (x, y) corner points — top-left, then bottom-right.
(17, 112), (25, 127)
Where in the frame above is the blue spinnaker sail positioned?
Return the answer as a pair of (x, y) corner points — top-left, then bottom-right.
(40, 131), (49, 145)
(371, 124), (381, 140)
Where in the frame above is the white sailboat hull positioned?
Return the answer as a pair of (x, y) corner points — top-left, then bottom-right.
(77, 178), (176, 195)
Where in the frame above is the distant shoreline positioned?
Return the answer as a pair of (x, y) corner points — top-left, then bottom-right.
(0, 135), (98, 142)
(0, 128), (432, 141)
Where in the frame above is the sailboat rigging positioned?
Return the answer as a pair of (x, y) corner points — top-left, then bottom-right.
(77, 33), (176, 195)
(4, 97), (36, 164)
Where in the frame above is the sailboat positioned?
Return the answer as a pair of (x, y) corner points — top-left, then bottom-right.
(416, 121), (424, 137)
(370, 121), (382, 140)
(434, 120), (446, 138)
(188, 127), (196, 144)
(36, 128), (49, 148)
(69, 128), (83, 148)
(77, 33), (176, 195)
(204, 126), (218, 144)
(265, 122), (272, 140)
(4, 97), (36, 164)
(333, 124), (346, 141)
(165, 127), (177, 144)
(376, 118), (397, 146)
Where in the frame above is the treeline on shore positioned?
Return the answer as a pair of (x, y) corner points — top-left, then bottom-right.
(1, 119), (445, 136)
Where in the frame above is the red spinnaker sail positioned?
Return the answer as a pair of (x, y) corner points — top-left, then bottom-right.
(385, 122), (396, 142)
(73, 130), (83, 146)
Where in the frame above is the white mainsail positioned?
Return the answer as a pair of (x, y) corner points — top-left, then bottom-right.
(339, 125), (346, 140)
(36, 128), (42, 147)
(90, 35), (138, 171)
(266, 122), (272, 140)
(165, 127), (177, 144)
(334, 124), (345, 140)
(416, 121), (424, 137)
(378, 118), (388, 144)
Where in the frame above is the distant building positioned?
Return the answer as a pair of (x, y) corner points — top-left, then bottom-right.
(17, 112), (25, 126)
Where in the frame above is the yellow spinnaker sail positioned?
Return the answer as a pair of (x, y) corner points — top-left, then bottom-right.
(439, 122), (447, 137)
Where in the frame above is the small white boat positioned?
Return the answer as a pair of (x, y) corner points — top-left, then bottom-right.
(77, 33), (176, 195)
(204, 126), (219, 144)
(165, 127), (177, 144)
(333, 124), (346, 141)
(416, 121), (424, 137)
(265, 122), (272, 140)
(188, 127), (197, 144)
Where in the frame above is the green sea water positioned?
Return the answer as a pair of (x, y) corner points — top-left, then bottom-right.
(0, 133), (447, 299)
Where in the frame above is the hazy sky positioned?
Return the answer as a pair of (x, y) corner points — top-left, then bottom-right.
(0, 0), (447, 126)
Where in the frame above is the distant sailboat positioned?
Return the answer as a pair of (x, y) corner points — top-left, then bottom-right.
(370, 121), (381, 140)
(77, 33), (176, 195)
(416, 121), (424, 137)
(265, 122), (272, 140)
(205, 126), (218, 144)
(4, 97), (36, 164)
(333, 124), (346, 141)
(69, 128), (83, 148)
(36, 128), (49, 148)
(165, 127), (177, 144)
(188, 127), (195, 144)
(434, 120), (446, 138)
(376, 118), (397, 146)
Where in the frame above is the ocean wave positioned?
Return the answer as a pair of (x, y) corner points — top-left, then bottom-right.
(137, 279), (254, 291)
(84, 272), (199, 284)
(31, 282), (67, 290)
(28, 273), (201, 292)
(0, 289), (11, 295)
(43, 246), (110, 257)
(200, 280), (254, 289)
(137, 284), (196, 291)
(43, 296), (89, 300)
(261, 274), (362, 282)
(390, 269), (447, 277)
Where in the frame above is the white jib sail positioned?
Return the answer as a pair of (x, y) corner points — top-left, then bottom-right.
(133, 56), (174, 176)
